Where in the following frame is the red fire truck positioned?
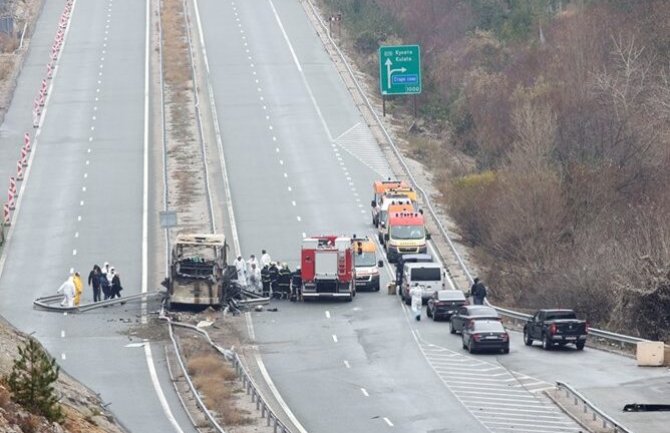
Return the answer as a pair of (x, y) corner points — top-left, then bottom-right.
(301, 236), (355, 301)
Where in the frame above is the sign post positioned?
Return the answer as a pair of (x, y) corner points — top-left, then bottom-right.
(379, 45), (421, 116)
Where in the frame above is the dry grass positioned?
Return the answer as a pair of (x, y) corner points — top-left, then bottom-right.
(181, 336), (254, 426)
(0, 58), (12, 81)
(0, 34), (18, 53)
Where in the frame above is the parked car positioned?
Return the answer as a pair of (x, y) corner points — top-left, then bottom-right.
(523, 309), (588, 350)
(427, 290), (466, 321)
(462, 320), (510, 354)
(450, 305), (500, 334)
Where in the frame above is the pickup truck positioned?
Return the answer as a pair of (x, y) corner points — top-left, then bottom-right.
(523, 309), (588, 350)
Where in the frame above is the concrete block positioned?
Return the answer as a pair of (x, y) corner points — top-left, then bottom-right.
(636, 341), (664, 367)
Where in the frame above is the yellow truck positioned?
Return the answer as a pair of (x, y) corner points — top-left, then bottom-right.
(384, 210), (429, 263)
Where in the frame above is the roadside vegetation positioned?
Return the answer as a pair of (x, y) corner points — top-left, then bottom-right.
(180, 336), (254, 427)
(320, 0), (670, 339)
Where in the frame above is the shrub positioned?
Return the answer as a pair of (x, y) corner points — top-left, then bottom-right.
(6, 338), (63, 423)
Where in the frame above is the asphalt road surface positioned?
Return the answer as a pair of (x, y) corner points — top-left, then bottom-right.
(0, 0), (666, 433)
(0, 1), (195, 432)
(196, 0), (670, 433)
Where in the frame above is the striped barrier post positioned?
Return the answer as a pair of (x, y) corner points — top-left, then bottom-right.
(24, 133), (31, 152)
(16, 161), (24, 181)
(40, 79), (48, 96)
(20, 147), (28, 167)
(9, 177), (16, 195)
(8, 188), (15, 211)
(3, 203), (10, 226)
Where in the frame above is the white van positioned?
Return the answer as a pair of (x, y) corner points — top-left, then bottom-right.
(401, 262), (444, 304)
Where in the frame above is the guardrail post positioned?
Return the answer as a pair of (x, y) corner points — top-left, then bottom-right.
(266, 410), (271, 426)
(583, 402), (588, 414)
(256, 393), (260, 410)
(273, 418), (278, 433)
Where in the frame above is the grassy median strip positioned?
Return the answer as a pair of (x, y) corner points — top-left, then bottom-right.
(180, 334), (253, 426)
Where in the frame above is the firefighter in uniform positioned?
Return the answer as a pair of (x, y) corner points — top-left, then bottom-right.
(278, 263), (292, 299)
(268, 262), (280, 299)
(261, 265), (271, 297)
(290, 267), (302, 302)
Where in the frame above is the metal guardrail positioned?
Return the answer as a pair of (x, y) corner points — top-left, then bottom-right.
(168, 318), (293, 433)
(165, 317), (229, 433)
(555, 381), (633, 433)
(33, 290), (165, 312)
(304, 0), (649, 350)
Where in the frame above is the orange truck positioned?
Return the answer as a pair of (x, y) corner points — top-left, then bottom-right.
(371, 180), (416, 226)
(384, 211), (429, 263)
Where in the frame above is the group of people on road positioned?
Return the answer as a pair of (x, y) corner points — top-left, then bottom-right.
(57, 271), (83, 308)
(233, 250), (302, 301)
(58, 262), (123, 307)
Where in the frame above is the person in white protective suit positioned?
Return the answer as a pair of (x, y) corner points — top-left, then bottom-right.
(410, 283), (423, 321)
(247, 254), (259, 271)
(234, 255), (247, 286)
(260, 250), (272, 268)
(248, 263), (262, 293)
(57, 274), (76, 307)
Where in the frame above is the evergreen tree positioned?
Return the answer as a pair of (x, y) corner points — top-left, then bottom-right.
(6, 338), (64, 423)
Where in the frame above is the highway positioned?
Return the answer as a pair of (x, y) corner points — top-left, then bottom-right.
(0, 1), (196, 432)
(0, 0), (666, 432)
(196, 1), (669, 433)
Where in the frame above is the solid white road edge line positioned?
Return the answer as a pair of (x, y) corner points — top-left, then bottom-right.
(255, 350), (310, 433)
(0, 0), (78, 276)
(142, 1), (184, 431)
(246, 312), (309, 433)
(144, 344), (185, 433)
(267, 0), (333, 142)
(193, 0), (241, 255)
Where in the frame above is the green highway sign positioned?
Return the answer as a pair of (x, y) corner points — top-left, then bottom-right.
(379, 45), (422, 96)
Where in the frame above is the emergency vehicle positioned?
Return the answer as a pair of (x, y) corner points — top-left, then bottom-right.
(301, 236), (355, 301)
(384, 211), (429, 262)
(371, 180), (416, 226)
(378, 202), (413, 244)
(351, 236), (383, 291)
